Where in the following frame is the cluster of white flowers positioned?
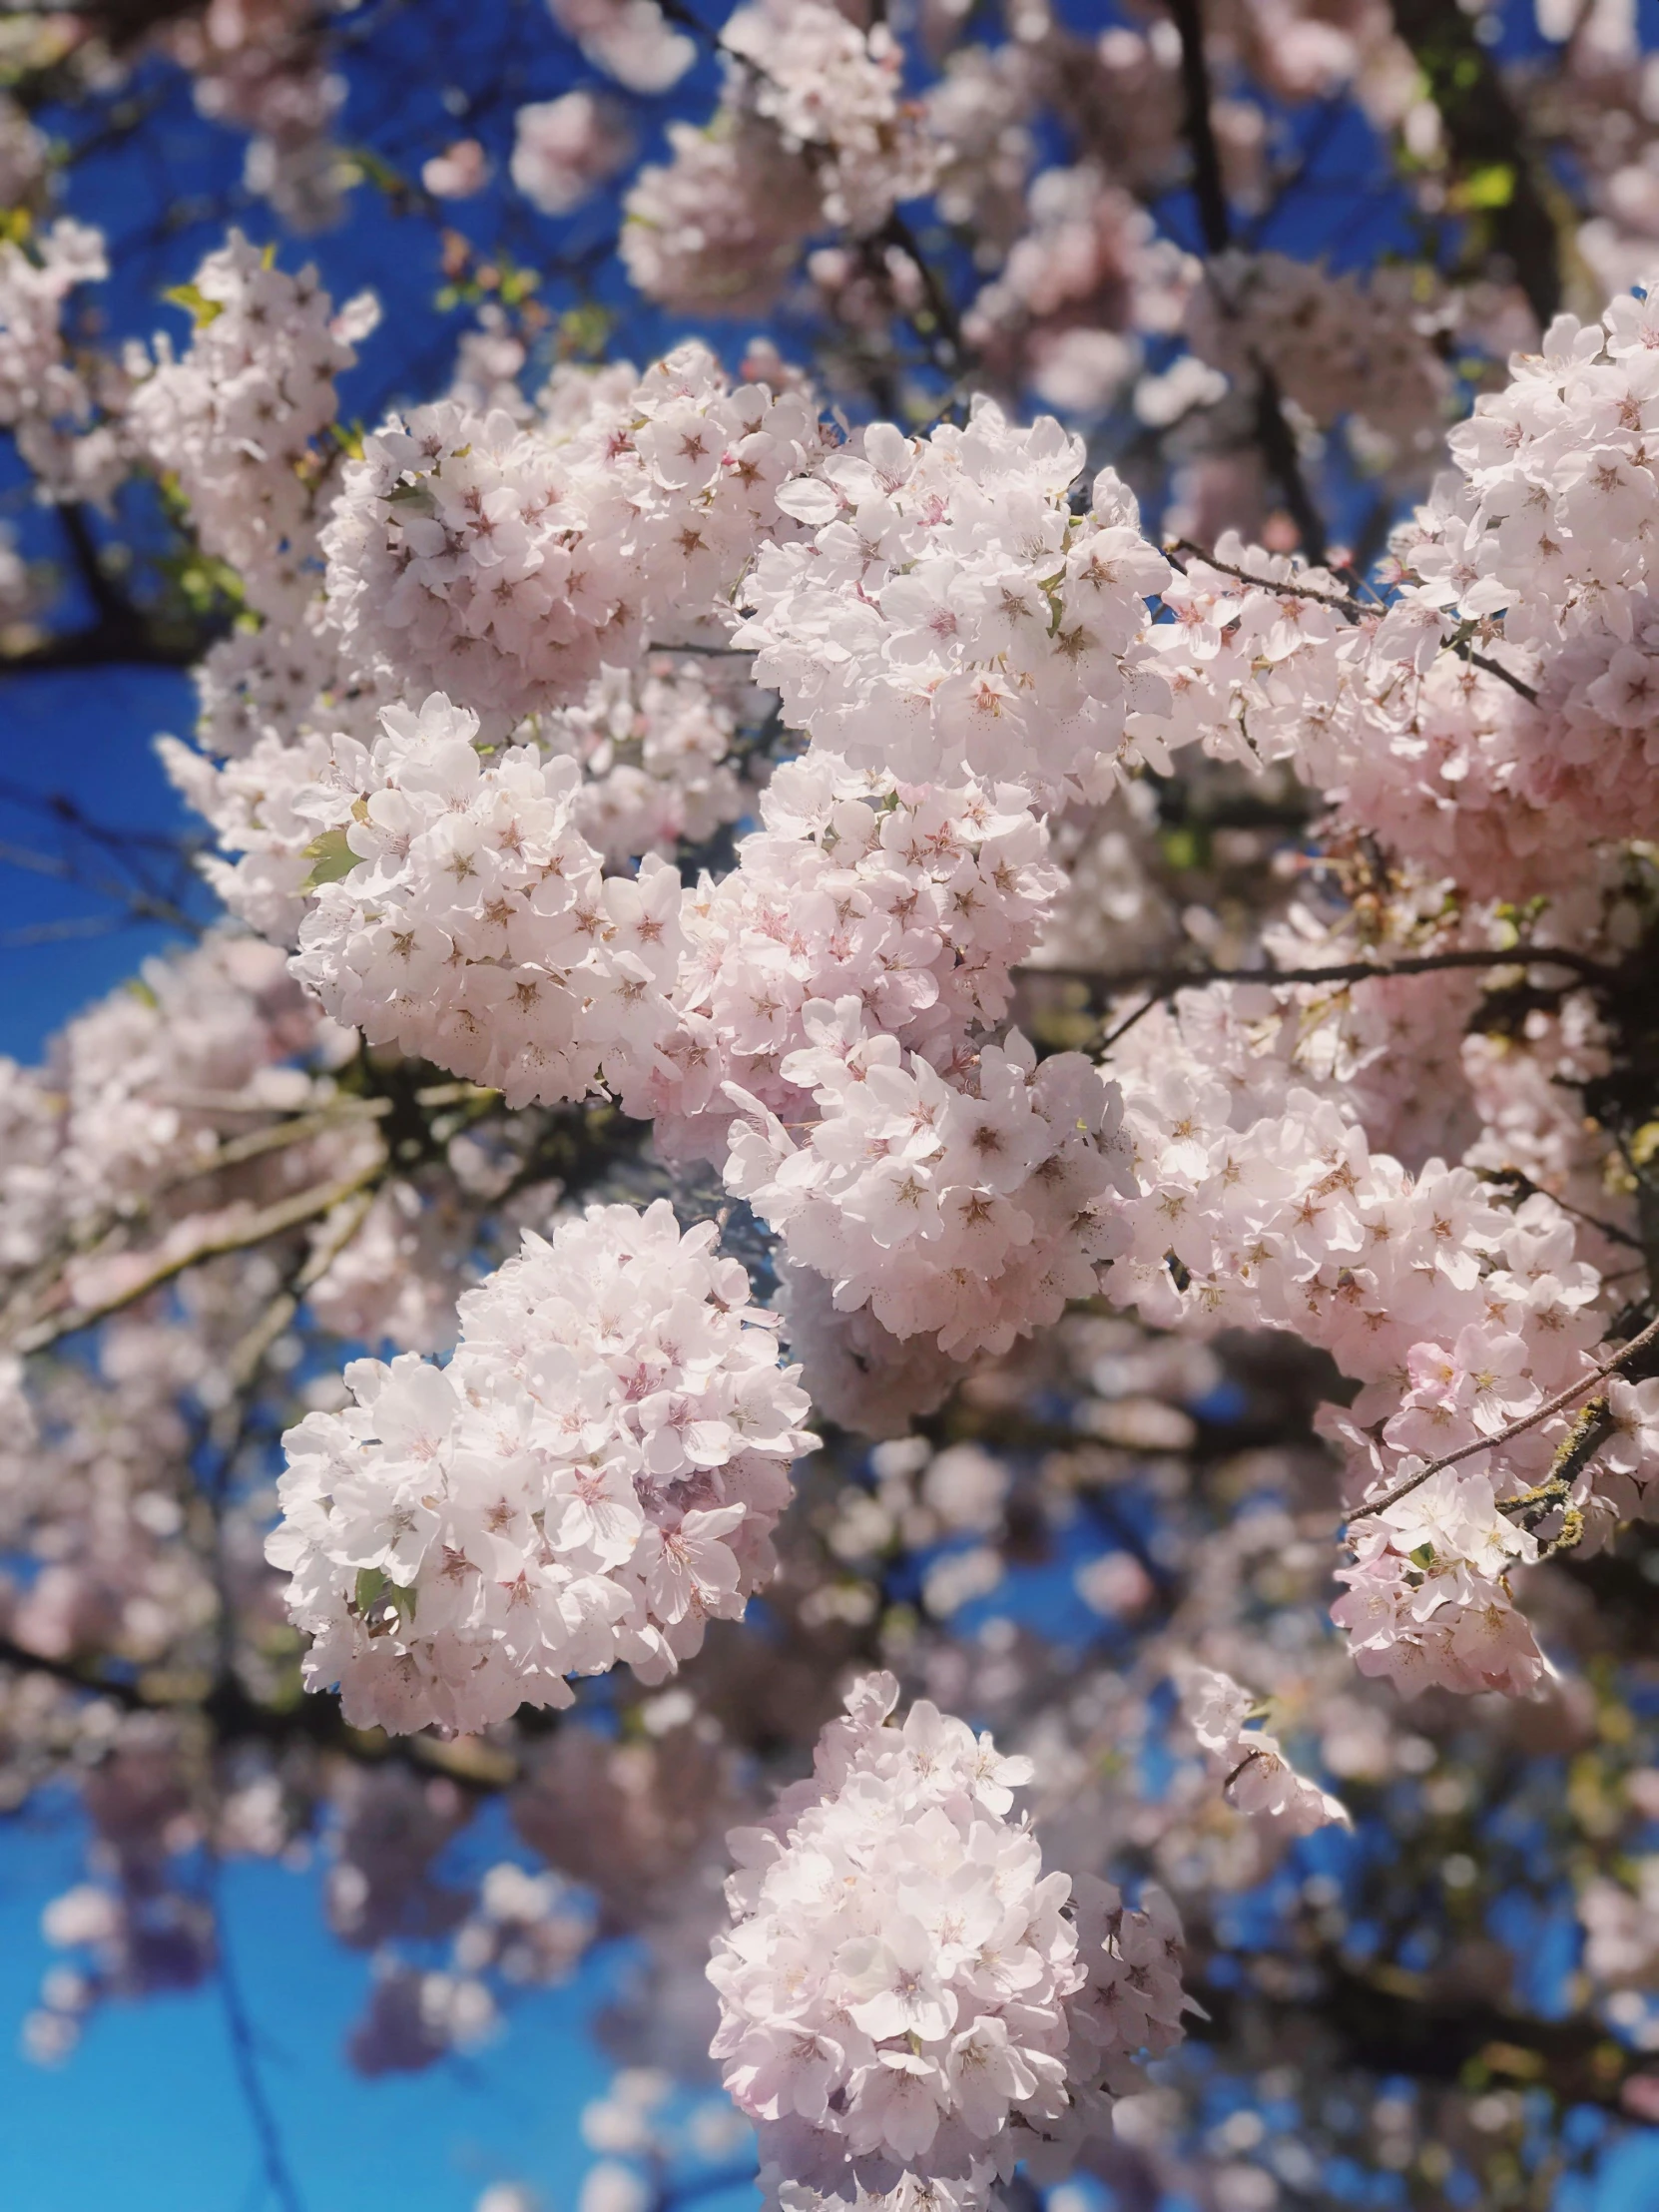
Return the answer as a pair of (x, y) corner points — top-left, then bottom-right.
(620, 117), (824, 317)
(722, 0), (937, 234)
(728, 1026), (1131, 1361)
(268, 1198), (816, 1735)
(647, 752), (1062, 1162)
(161, 720), (367, 943)
(320, 344), (824, 725)
(773, 1260), (964, 1440)
(0, 217), (123, 502)
(1382, 289), (1659, 858)
(537, 655), (752, 866)
(547, 0), (696, 93)
(510, 93), (634, 217)
(163, 0), (348, 230)
(1130, 540), (1585, 899)
(921, 44), (1036, 264)
(129, 232), (376, 620)
(737, 404), (1173, 798)
(289, 693), (683, 1109)
(0, 931), (341, 1277)
(1106, 988), (1659, 1696)
(709, 1672), (1188, 2211)
(966, 164), (1196, 418)
(1177, 1664), (1351, 1832)
(1185, 250), (1450, 452)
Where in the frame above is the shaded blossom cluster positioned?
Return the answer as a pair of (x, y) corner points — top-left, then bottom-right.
(710, 1672), (1188, 2210)
(268, 1199), (816, 1734)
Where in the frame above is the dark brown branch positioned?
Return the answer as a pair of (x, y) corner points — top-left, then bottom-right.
(1386, 0), (1563, 328)
(1023, 947), (1616, 1000)
(1, 626), (205, 676)
(1164, 0), (1329, 562)
(1356, 1309), (1659, 1520)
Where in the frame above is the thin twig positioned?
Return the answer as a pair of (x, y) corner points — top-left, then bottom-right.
(208, 1853), (308, 2212)
(1353, 1310), (1659, 1521)
(1163, 0), (1329, 561)
(0, 1632), (152, 1708)
(1022, 946), (1615, 999)
(1476, 1166), (1644, 1254)
(1166, 539), (1542, 704)
(11, 1160), (387, 1355)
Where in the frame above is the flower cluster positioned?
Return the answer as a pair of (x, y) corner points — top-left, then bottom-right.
(0, 217), (122, 503)
(537, 655), (752, 867)
(648, 752), (1063, 1162)
(722, 0), (938, 234)
(1106, 987), (1659, 1695)
(268, 1198), (817, 1735)
(547, 0), (696, 93)
(967, 163), (1196, 418)
(1185, 250), (1450, 453)
(289, 692), (682, 1109)
(738, 403), (1172, 798)
(1177, 1664), (1351, 1832)
(129, 231), (376, 620)
(727, 1025), (1131, 1361)
(510, 93), (634, 217)
(709, 1672), (1188, 2211)
(620, 116), (825, 317)
(320, 344), (824, 725)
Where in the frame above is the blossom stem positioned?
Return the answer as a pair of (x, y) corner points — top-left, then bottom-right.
(1024, 946), (1615, 1002)
(11, 1157), (388, 1355)
(1353, 1311), (1659, 1521)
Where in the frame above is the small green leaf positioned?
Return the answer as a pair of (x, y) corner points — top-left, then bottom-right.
(1456, 164), (1514, 212)
(299, 824), (359, 894)
(164, 280), (224, 328)
(353, 1565), (417, 1625)
(354, 1566), (388, 1614)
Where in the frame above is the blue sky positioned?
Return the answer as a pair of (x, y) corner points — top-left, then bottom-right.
(0, 1803), (622, 2212)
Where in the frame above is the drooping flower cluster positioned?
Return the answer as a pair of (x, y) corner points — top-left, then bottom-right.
(320, 344), (824, 724)
(268, 1198), (816, 1735)
(648, 752), (1063, 1162)
(162, 0), (348, 229)
(0, 217), (123, 503)
(721, 0), (938, 234)
(547, 0), (696, 93)
(289, 693), (682, 1109)
(510, 93), (634, 216)
(1177, 1663), (1351, 1832)
(966, 163), (1196, 418)
(619, 117), (825, 317)
(1185, 250), (1451, 455)
(129, 231), (376, 620)
(709, 1672), (1188, 2211)
(727, 1025), (1131, 1361)
(737, 404), (1173, 798)
(1105, 986), (1659, 1695)
(536, 655), (753, 867)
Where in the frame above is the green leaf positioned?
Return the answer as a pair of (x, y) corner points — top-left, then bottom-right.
(353, 1565), (417, 1624)
(354, 1566), (388, 1613)
(298, 824), (359, 894)
(164, 280), (224, 328)
(1456, 164), (1514, 211)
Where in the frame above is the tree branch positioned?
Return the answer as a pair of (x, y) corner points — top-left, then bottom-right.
(1164, 0), (1329, 562)
(11, 1159), (388, 1356)
(1386, 0), (1563, 329)
(1022, 946), (1615, 1004)
(1353, 1309), (1659, 1522)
